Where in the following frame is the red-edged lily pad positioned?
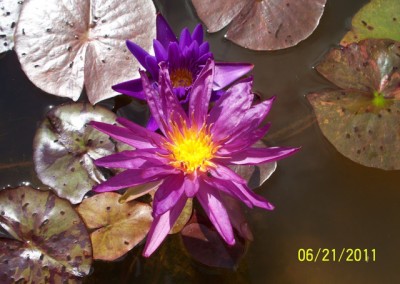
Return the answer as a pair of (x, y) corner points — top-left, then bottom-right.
(341, 0), (400, 46)
(191, 0), (326, 50)
(33, 102), (121, 204)
(0, 0), (24, 53)
(307, 39), (400, 170)
(14, 0), (156, 104)
(0, 186), (92, 284)
(76, 192), (153, 261)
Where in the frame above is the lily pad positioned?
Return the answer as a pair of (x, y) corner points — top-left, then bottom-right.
(191, 0), (326, 50)
(341, 0), (400, 46)
(76, 192), (153, 261)
(0, 186), (92, 283)
(181, 222), (245, 269)
(14, 0), (156, 104)
(170, 198), (193, 234)
(0, 0), (24, 53)
(33, 102), (120, 204)
(307, 39), (400, 170)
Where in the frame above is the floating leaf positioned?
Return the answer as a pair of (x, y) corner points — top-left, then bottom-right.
(341, 0), (400, 46)
(170, 198), (193, 234)
(14, 0), (156, 104)
(0, 186), (92, 283)
(181, 222), (245, 269)
(76, 192), (153, 261)
(33, 102), (120, 204)
(119, 180), (162, 203)
(0, 0), (24, 54)
(307, 39), (400, 170)
(191, 0), (326, 50)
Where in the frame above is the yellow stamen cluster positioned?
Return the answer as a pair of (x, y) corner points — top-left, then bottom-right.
(164, 120), (217, 173)
(170, 68), (193, 88)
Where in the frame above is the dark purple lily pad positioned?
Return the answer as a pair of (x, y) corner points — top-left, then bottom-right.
(0, 186), (92, 284)
(76, 192), (153, 261)
(33, 102), (121, 204)
(181, 222), (245, 269)
(192, 0), (326, 50)
(14, 0), (156, 104)
(307, 39), (400, 170)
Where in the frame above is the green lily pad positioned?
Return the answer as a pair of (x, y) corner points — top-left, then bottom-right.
(0, 186), (92, 284)
(307, 39), (400, 170)
(341, 0), (400, 46)
(170, 198), (193, 234)
(76, 192), (153, 261)
(33, 102), (120, 204)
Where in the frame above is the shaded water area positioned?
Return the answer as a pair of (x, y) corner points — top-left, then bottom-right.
(1, 0), (400, 283)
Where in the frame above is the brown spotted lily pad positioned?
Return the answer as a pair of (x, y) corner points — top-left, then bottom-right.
(341, 0), (400, 46)
(191, 0), (326, 50)
(307, 39), (400, 170)
(76, 192), (153, 261)
(0, 0), (24, 53)
(33, 102), (121, 204)
(14, 0), (156, 104)
(0, 186), (92, 284)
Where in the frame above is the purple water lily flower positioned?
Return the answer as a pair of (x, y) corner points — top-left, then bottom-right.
(112, 14), (253, 129)
(91, 59), (299, 257)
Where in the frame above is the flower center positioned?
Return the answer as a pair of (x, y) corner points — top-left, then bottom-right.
(164, 121), (217, 173)
(170, 68), (193, 88)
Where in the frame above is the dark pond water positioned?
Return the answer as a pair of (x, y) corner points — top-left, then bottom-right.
(1, 0), (400, 283)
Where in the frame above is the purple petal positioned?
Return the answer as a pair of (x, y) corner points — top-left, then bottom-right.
(196, 181), (235, 246)
(90, 121), (156, 149)
(112, 78), (145, 100)
(153, 39), (168, 62)
(167, 42), (182, 68)
(153, 174), (185, 217)
(156, 14), (177, 48)
(199, 42), (210, 56)
(179, 28), (192, 50)
(95, 149), (168, 169)
(214, 62), (254, 90)
(208, 163), (247, 185)
(146, 115), (159, 131)
(145, 56), (159, 79)
(143, 193), (187, 257)
(191, 24), (204, 45)
(126, 40), (153, 70)
(207, 77), (254, 141)
(183, 173), (200, 197)
(116, 117), (163, 146)
(188, 59), (214, 128)
(93, 167), (171, 193)
(228, 147), (301, 165)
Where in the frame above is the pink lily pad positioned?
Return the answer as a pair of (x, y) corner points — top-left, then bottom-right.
(33, 102), (121, 204)
(192, 0), (326, 50)
(14, 0), (156, 104)
(307, 39), (400, 170)
(76, 192), (153, 261)
(0, 0), (24, 53)
(0, 186), (92, 284)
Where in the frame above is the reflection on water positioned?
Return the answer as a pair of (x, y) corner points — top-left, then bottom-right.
(1, 0), (399, 283)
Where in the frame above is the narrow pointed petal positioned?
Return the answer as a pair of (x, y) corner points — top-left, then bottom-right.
(146, 116), (159, 131)
(197, 181), (235, 246)
(143, 193), (187, 257)
(112, 78), (145, 100)
(153, 174), (185, 217)
(199, 42), (210, 56)
(153, 39), (168, 62)
(92, 168), (166, 193)
(189, 59), (214, 128)
(90, 121), (156, 149)
(116, 117), (163, 146)
(191, 24), (204, 45)
(156, 14), (177, 48)
(179, 28), (192, 50)
(208, 163), (247, 185)
(229, 147), (301, 165)
(145, 56), (159, 79)
(95, 149), (168, 169)
(213, 62), (254, 90)
(126, 40), (153, 70)
(183, 173), (200, 197)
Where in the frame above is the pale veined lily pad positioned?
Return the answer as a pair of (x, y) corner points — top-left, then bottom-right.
(307, 39), (400, 170)
(14, 0), (156, 104)
(0, 0), (24, 53)
(33, 102), (121, 204)
(76, 192), (153, 261)
(191, 0), (326, 50)
(341, 0), (400, 46)
(0, 186), (92, 284)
